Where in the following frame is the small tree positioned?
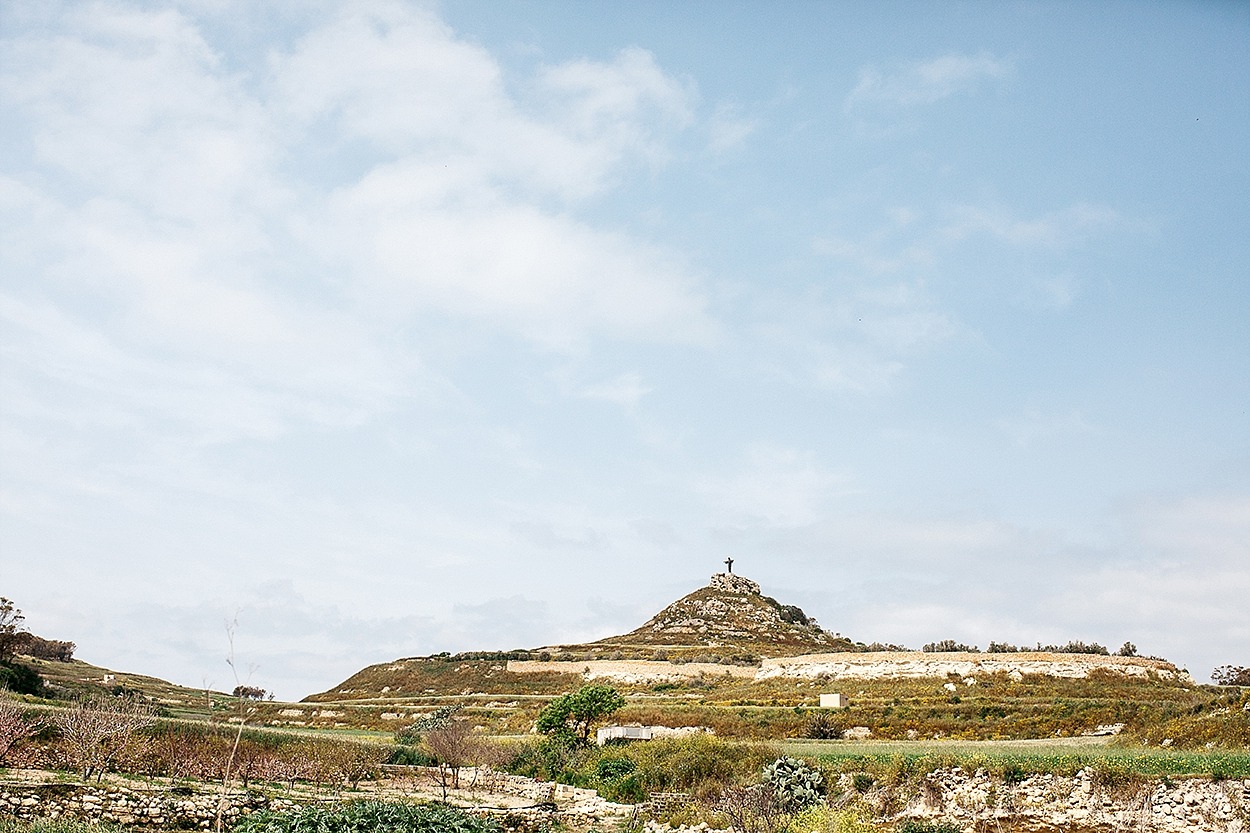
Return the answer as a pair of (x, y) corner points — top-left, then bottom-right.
(536, 684), (625, 746)
(1118, 642), (1138, 657)
(323, 741), (385, 790)
(1212, 665), (1250, 686)
(424, 719), (475, 800)
(713, 784), (782, 833)
(231, 685), (267, 700)
(0, 701), (43, 763)
(54, 695), (156, 780)
(0, 599), (27, 661)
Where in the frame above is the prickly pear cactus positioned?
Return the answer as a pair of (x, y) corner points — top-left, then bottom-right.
(763, 755), (824, 810)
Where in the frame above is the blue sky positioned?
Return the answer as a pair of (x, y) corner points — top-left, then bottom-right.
(2, 1), (1247, 700)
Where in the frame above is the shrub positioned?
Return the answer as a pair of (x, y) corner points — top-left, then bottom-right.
(851, 772), (875, 793)
(785, 804), (878, 833)
(387, 745), (436, 766)
(922, 641), (978, 653)
(1212, 665), (1250, 686)
(595, 756), (637, 781)
(805, 712), (842, 740)
(0, 662), (42, 695)
(1041, 641), (1109, 655)
(1000, 762), (1027, 784)
(232, 800), (500, 833)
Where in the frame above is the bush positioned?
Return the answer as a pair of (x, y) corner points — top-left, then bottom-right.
(784, 805), (878, 833)
(1000, 762), (1027, 784)
(387, 746), (436, 766)
(1212, 666), (1250, 686)
(922, 641), (978, 653)
(0, 662), (42, 695)
(595, 756), (637, 781)
(805, 712), (843, 740)
(1041, 641), (1109, 655)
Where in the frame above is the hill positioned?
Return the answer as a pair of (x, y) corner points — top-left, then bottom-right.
(296, 572), (1211, 743)
(547, 572), (856, 659)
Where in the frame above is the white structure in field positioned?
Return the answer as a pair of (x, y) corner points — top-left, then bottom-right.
(819, 693), (846, 708)
(596, 724), (710, 746)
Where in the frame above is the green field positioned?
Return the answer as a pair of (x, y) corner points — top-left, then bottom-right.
(784, 737), (1250, 779)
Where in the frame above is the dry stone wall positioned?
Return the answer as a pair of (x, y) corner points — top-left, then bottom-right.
(3, 770), (1247, 833)
(897, 767), (1249, 832)
(0, 783), (292, 828)
(759, 651), (1188, 682)
(507, 651), (1185, 684)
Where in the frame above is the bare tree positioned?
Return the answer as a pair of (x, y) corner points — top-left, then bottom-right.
(269, 744), (313, 793)
(712, 785), (783, 833)
(424, 719), (478, 801)
(53, 696), (156, 780)
(0, 598), (27, 661)
(215, 617), (260, 833)
(0, 700), (43, 763)
(327, 741), (386, 790)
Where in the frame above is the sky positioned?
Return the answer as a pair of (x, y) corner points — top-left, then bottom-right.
(1, 0), (1247, 702)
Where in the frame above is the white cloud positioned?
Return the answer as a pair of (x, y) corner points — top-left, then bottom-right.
(753, 281), (959, 395)
(706, 103), (759, 155)
(846, 51), (1010, 110)
(940, 202), (1125, 248)
(577, 371), (652, 408)
(1, 2), (713, 368)
(697, 444), (853, 527)
(994, 407), (1096, 448)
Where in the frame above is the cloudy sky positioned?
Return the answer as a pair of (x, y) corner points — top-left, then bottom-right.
(2, 1), (1247, 701)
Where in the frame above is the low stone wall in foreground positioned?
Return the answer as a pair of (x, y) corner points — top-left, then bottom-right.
(4, 768), (1247, 833)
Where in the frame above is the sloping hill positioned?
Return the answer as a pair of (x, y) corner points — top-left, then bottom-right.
(578, 572), (853, 656)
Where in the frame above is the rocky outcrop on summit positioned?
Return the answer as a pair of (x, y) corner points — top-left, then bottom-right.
(590, 573), (851, 655)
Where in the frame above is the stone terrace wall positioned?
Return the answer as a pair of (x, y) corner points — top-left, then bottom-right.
(4, 770), (1246, 833)
(508, 651), (1186, 684)
(0, 774), (631, 833)
(759, 651), (1188, 682)
(506, 659), (756, 683)
(0, 783), (293, 828)
(895, 767), (1249, 833)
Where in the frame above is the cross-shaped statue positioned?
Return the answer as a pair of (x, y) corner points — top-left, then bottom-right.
(724, 556), (734, 574)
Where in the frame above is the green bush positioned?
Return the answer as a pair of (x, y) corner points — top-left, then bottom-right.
(0, 661), (43, 695)
(387, 746), (437, 766)
(506, 733), (778, 802)
(595, 756), (637, 781)
(783, 805), (877, 833)
(232, 800), (499, 833)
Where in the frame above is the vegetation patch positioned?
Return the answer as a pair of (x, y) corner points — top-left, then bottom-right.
(231, 800), (500, 833)
(786, 740), (1250, 781)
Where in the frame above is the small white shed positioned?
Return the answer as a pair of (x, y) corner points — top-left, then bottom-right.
(819, 693), (846, 709)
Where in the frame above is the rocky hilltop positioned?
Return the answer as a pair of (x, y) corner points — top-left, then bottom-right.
(570, 572), (852, 657)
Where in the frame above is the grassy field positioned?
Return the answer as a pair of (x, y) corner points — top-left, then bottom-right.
(783, 737), (1250, 779)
